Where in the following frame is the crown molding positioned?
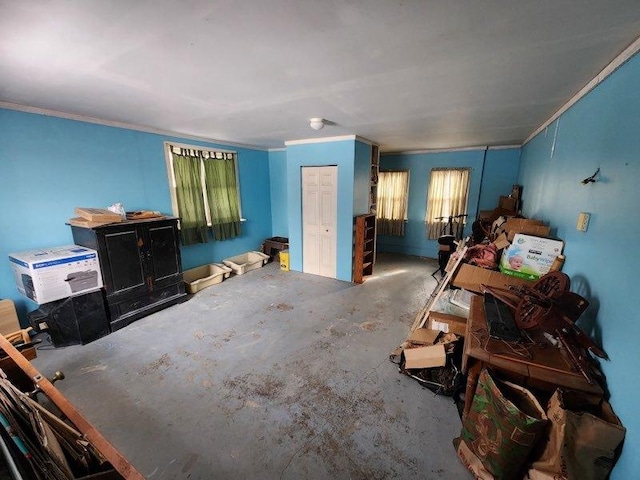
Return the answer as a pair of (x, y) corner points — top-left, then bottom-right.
(0, 101), (270, 152)
(524, 36), (640, 145)
(284, 135), (359, 146)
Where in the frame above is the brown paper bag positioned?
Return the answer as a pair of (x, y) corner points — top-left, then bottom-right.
(455, 438), (495, 480)
(526, 389), (626, 480)
(454, 369), (548, 480)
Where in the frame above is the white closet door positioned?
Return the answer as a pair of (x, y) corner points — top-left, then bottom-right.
(302, 166), (337, 278)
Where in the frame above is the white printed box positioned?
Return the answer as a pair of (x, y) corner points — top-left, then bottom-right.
(499, 234), (564, 280)
(9, 245), (103, 304)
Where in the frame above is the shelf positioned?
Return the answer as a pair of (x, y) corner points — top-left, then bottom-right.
(357, 144), (379, 283)
(353, 213), (376, 284)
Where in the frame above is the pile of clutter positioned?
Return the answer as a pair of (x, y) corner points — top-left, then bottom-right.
(392, 327), (463, 397)
(392, 186), (627, 479)
(68, 206), (163, 228)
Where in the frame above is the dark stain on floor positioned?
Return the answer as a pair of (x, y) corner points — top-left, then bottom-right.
(139, 353), (172, 376)
(359, 321), (380, 331)
(221, 358), (418, 478)
(266, 302), (294, 312)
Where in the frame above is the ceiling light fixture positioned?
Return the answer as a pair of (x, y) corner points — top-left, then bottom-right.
(309, 117), (325, 130)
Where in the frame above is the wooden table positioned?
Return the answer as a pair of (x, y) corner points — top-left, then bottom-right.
(462, 295), (604, 419)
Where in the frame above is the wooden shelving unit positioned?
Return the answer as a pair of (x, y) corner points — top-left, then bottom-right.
(368, 144), (379, 267)
(353, 213), (376, 283)
(369, 144), (379, 214)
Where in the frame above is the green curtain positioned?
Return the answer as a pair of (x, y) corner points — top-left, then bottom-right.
(203, 156), (242, 240)
(172, 153), (209, 245)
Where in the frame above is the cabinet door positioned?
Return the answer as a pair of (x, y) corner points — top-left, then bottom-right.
(101, 226), (146, 299)
(146, 221), (182, 289)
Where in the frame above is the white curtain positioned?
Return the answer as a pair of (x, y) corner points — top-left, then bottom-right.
(425, 168), (471, 239)
(376, 171), (409, 236)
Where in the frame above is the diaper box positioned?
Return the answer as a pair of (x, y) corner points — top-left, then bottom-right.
(499, 234), (563, 280)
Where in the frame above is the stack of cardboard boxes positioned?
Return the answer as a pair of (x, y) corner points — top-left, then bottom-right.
(452, 216), (564, 293)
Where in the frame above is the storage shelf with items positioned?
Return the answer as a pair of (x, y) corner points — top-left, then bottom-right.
(369, 144), (379, 214)
(353, 213), (376, 284)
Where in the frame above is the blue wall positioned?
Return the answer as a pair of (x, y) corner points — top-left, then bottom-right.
(376, 149), (507, 258)
(478, 148), (522, 212)
(285, 139), (356, 282)
(353, 141), (372, 215)
(519, 53), (640, 478)
(0, 108), (272, 321)
(268, 149), (288, 237)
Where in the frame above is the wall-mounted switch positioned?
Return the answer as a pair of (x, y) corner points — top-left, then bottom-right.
(577, 212), (590, 232)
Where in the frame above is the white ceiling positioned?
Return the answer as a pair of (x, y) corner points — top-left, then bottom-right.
(1, 1), (639, 152)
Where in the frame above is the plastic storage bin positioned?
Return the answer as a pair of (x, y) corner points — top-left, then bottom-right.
(183, 263), (232, 293)
(222, 251), (269, 275)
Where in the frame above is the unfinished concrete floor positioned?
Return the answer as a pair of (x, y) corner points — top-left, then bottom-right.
(32, 253), (470, 479)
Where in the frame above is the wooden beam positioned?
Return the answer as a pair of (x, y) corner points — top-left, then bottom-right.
(0, 335), (145, 480)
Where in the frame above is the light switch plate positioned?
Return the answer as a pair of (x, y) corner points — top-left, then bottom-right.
(577, 212), (590, 231)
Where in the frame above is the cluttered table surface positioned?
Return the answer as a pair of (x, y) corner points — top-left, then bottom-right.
(462, 295), (604, 418)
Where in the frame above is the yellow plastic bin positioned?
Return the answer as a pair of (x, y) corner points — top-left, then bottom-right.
(279, 250), (290, 271)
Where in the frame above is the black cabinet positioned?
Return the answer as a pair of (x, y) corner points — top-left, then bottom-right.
(71, 217), (186, 331)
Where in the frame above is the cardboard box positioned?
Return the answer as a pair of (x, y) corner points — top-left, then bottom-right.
(507, 225), (551, 242)
(0, 300), (20, 336)
(68, 217), (114, 228)
(403, 344), (446, 369)
(408, 328), (441, 345)
(9, 245), (103, 304)
(492, 233), (511, 251)
(74, 207), (122, 223)
(500, 234), (564, 280)
(428, 311), (468, 336)
(498, 195), (517, 212)
(452, 263), (533, 294)
(479, 210), (501, 224)
(502, 218), (550, 241)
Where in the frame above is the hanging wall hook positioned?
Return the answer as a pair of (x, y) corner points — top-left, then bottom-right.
(581, 168), (600, 185)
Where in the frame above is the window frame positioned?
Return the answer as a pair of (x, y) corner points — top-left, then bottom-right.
(163, 141), (244, 227)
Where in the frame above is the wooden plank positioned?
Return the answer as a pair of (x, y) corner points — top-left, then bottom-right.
(414, 245), (468, 331)
(0, 335), (145, 480)
(74, 207), (123, 223)
(0, 300), (20, 336)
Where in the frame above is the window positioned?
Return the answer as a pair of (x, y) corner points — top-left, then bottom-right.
(376, 170), (410, 236)
(425, 168), (470, 239)
(165, 143), (242, 245)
